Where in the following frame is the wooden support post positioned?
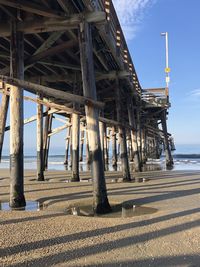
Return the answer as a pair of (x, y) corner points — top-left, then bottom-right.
(127, 133), (133, 161)
(71, 77), (80, 182)
(0, 90), (9, 162)
(64, 120), (71, 165)
(9, 23), (26, 208)
(104, 125), (109, 165)
(69, 125), (72, 168)
(79, 21), (111, 214)
(85, 129), (90, 165)
(71, 112), (80, 181)
(161, 111), (174, 168)
(36, 95), (44, 181)
(99, 120), (105, 169)
(44, 113), (53, 170)
(43, 107), (49, 169)
(119, 127), (131, 181)
(111, 126), (117, 168)
(79, 126), (85, 162)
(115, 79), (131, 182)
(141, 128), (147, 164)
(136, 108), (143, 171)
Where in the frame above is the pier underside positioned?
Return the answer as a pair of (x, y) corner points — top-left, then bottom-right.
(0, 0), (173, 212)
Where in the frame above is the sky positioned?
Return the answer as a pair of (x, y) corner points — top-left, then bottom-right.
(113, 0), (200, 145)
(1, 0), (200, 155)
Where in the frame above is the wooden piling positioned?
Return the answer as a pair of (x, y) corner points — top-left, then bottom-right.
(79, 21), (111, 214)
(71, 76), (80, 181)
(44, 113), (53, 170)
(43, 107), (50, 169)
(79, 126), (84, 162)
(36, 95), (44, 181)
(111, 126), (117, 168)
(104, 125), (109, 165)
(127, 99), (141, 171)
(64, 120), (71, 165)
(0, 90), (9, 162)
(71, 112), (80, 181)
(99, 120), (105, 168)
(85, 129), (90, 166)
(161, 110), (174, 167)
(115, 79), (131, 182)
(9, 23), (26, 208)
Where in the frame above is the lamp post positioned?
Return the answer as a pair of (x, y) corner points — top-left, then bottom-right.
(161, 32), (170, 88)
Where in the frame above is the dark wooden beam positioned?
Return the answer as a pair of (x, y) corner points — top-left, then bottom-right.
(0, 12), (106, 37)
(0, 75), (105, 109)
(0, 0), (65, 18)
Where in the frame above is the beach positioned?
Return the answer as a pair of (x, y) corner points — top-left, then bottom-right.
(1, 168), (200, 266)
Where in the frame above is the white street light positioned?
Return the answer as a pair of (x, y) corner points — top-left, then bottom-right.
(161, 32), (170, 88)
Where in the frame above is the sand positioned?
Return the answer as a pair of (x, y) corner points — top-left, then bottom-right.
(0, 168), (200, 266)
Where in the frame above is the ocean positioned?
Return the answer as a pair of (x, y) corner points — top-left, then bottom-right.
(1, 144), (200, 171)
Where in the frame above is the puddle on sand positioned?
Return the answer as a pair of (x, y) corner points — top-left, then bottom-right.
(68, 202), (158, 218)
(0, 201), (44, 211)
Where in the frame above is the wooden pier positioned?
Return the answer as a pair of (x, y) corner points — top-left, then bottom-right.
(0, 0), (173, 213)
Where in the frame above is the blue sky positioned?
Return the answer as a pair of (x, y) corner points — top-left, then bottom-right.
(113, 0), (200, 145)
(1, 0), (200, 155)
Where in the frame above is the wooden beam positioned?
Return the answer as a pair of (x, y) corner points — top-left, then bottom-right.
(0, 0), (65, 18)
(28, 70), (130, 84)
(48, 124), (68, 137)
(0, 76), (105, 109)
(0, 40), (77, 74)
(5, 109), (56, 132)
(37, 60), (81, 71)
(26, 40), (77, 65)
(143, 88), (166, 94)
(0, 12), (106, 37)
(34, 32), (65, 55)
(0, 88), (81, 114)
(96, 70), (130, 81)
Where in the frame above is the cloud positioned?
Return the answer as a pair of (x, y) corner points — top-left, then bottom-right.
(112, 0), (156, 40)
(190, 89), (200, 97)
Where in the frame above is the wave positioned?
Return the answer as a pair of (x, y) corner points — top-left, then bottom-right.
(173, 154), (200, 159)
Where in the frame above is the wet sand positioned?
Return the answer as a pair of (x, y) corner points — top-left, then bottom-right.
(0, 168), (200, 266)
